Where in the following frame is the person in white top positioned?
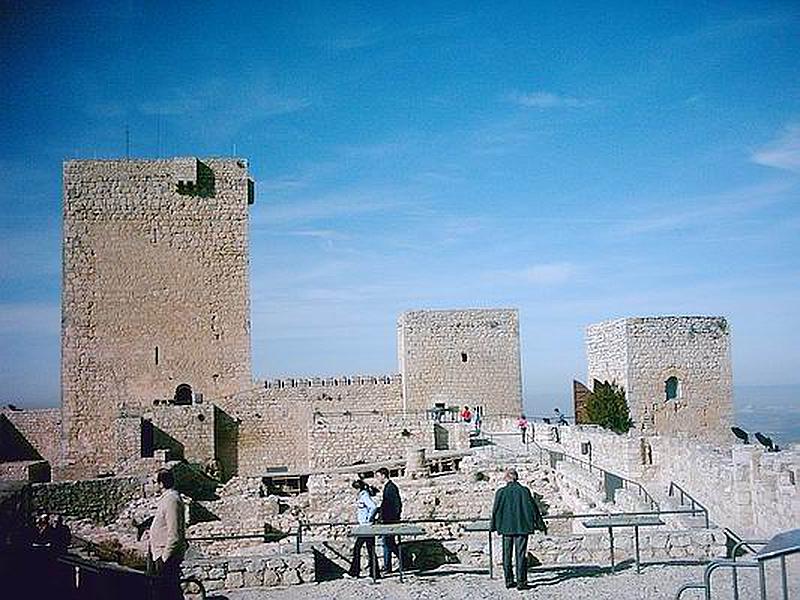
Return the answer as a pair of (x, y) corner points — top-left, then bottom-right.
(148, 469), (186, 599)
(347, 479), (380, 579)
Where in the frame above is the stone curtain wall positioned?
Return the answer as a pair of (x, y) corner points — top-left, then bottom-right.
(31, 476), (144, 524)
(0, 408), (63, 464)
(219, 376), (405, 475)
(398, 309), (522, 416)
(586, 316), (732, 441)
(551, 425), (647, 481)
(308, 412), (434, 470)
(650, 438), (799, 538)
(219, 392), (312, 476)
(62, 158), (254, 475)
(258, 374), (403, 412)
(554, 425), (800, 538)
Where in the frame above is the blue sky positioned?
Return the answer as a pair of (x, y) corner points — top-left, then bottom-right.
(1, 1), (799, 411)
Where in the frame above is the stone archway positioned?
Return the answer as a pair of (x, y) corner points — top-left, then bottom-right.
(174, 383), (193, 405)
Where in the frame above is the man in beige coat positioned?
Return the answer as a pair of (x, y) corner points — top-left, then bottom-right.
(148, 469), (186, 599)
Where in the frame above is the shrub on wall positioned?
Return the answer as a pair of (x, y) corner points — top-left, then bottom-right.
(585, 381), (633, 434)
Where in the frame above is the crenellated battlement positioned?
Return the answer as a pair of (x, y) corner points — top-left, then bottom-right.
(259, 374), (402, 389)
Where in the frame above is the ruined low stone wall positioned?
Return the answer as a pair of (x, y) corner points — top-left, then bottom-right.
(317, 527), (725, 572)
(502, 528), (726, 565)
(181, 552), (315, 592)
(31, 476), (144, 524)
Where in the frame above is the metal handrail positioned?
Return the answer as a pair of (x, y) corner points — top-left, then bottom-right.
(674, 559), (759, 600)
(478, 429), (660, 511)
(729, 538), (769, 600)
(554, 450), (659, 511)
(187, 505), (712, 555)
(668, 482), (710, 528)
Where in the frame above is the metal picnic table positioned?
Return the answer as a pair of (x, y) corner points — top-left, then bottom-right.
(350, 524), (426, 583)
(463, 519), (494, 579)
(582, 514), (664, 574)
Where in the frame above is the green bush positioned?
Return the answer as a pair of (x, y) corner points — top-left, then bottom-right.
(585, 381), (633, 434)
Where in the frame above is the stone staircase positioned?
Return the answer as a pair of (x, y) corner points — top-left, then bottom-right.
(652, 483), (712, 530)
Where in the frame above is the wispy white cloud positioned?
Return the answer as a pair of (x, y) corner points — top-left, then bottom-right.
(752, 124), (800, 173)
(507, 91), (595, 109)
(488, 262), (577, 286)
(135, 75), (310, 134)
(620, 180), (796, 235)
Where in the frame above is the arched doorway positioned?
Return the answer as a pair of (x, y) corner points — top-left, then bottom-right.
(665, 376), (680, 401)
(174, 383), (193, 405)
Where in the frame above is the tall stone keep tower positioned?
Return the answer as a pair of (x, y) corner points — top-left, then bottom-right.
(62, 158), (254, 473)
(586, 316), (732, 441)
(397, 309), (523, 415)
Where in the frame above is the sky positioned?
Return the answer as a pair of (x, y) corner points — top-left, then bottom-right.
(1, 1), (799, 414)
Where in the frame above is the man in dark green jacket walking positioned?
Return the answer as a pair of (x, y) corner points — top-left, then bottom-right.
(491, 469), (547, 590)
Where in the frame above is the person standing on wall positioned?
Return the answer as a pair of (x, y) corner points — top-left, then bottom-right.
(347, 479), (380, 579)
(148, 468), (187, 600)
(375, 467), (403, 573)
(517, 414), (529, 444)
(460, 405), (473, 423)
(491, 469), (547, 590)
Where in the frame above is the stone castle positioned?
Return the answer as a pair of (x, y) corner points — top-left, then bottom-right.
(2, 157), (734, 483)
(3, 158), (798, 597)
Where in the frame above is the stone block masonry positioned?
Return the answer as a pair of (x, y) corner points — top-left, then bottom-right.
(61, 158), (255, 475)
(219, 375), (417, 474)
(398, 309), (523, 416)
(0, 408), (62, 465)
(586, 316), (732, 441)
(31, 476), (144, 524)
(553, 425), (800, 538)
(181, 552), (315, 591)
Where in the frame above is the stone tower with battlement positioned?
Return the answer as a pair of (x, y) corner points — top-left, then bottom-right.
(397, 308), (523, 415)
(585, 316), (732, 441)
(61, 158), (254, 473)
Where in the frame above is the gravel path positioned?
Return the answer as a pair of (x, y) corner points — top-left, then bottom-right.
(211, 559), (799, 600)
